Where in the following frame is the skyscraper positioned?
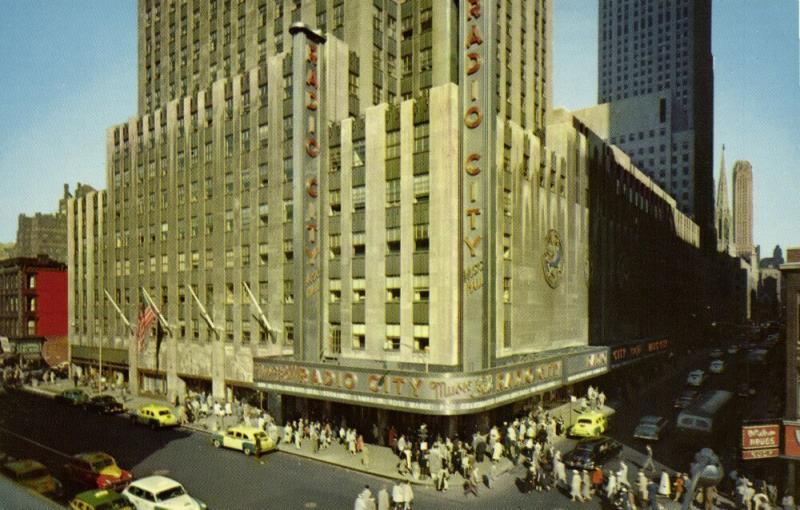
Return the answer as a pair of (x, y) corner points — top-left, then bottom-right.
(732, 160), (753, 259)
(597, 0), (714, 250)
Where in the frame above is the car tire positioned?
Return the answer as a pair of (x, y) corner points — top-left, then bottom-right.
(212, 439), (221, 448)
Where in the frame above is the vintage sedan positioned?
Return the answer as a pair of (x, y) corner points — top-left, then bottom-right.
(55, 388), (90, 406)
(569, 411), (608, 438)
(69, 489), (133, 510)
(686, 370), (706, 387)
(633, 415), (669, 441)
(563, 436), (623, 471)
(64, 452), (132, 490)
(131, 405), (178, 429)
(1, 459), (62, 497)
(674, 389), (698, 409)
(83, 395), (125, 415)
(212, 425), (275, 456)
(709, 359), (725, 374)
(122, 476), (207, 510)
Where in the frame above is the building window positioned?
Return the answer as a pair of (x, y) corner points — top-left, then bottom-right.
(352, 186), (366, 210)
(413, 274), (429, 301)
(414, 224), (429, 252)
(329, 234), (341, 259)
(414, 325), (429, 352)
(259, 243), (268, 265)
(329, 324), (341, 354)
(413, 174), (430, 202)
(329, 278), (341, 302)
(225, 210), (234, 232)
(284, 280), (294, 304)
(353, 232), (365, 257)
(352, 323), (365, 350)
(225, 249), (234, 268)
(385, 324), (401, 351)
(386, 276), (400, 302)
(386, 179), (400, 206)
(386, 227), (400, 254)
(353, 278), (366, 302)
(284, 323), (294, 346)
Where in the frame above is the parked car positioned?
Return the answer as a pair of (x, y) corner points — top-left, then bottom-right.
(131, 405), (178, 429)
(709, 349), (723, 358)
(122, 476), (207, 510)
(212, 425), (275, 456)
(64, 452), (132, 490)
(709, 360), (725, 374)
(1, 459), (62, 497)
(69, 489), (133, 510)
(686, 370), (706, 387)
(569, 411), (608, 438)
(55, 388), (90, 406)
(633, 415), (669, 441)
(674, 389), (699, 409)
(727, 344), (739, 355)
(83, 395), (125, 415)
(563, 436), (623, 470)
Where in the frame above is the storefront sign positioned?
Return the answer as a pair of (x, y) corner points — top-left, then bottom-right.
(783, 421), (800, 459)
(742, 448), (779, 460)
(564, 347), (609, 383)
(741, 424), (779, 450)
(290, 23), (326, 361)
(460, 0), (496, 365)
(254, 355), (566, 414)
(610, 338), (670, 368)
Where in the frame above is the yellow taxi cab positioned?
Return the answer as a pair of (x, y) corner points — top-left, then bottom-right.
(132, 404), (178, 429)
(212, 425), (276, 456)
(1, 459), (62, 497)
(69, 489), (132, 510)
(569, 410), (608, 438)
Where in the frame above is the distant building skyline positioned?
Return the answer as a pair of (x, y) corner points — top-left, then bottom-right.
(732, 159), (754, 259)
(596, 0), (715, 251)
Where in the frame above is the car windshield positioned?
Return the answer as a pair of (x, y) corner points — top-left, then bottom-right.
(92, 458), (114, 470)
(577, 418), (592, 425)
(20, 468), (49, 480)
(157, 485), (186, 501)
(637, 425), (656, 432)
(98, 396), (115, 402)
(158, 410), (171, 416)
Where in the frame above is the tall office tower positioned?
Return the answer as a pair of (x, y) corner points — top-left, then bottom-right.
(597, 0), (714, 250)
(732, 160), (753, 259)
(137, 0), (551, 133)
(68, 0), (722, 429)
(714, 145), (733, 256)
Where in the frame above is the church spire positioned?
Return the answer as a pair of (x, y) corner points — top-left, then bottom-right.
(715, 144), (733, 254)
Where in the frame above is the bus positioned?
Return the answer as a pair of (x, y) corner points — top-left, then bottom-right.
(676, 390), (733, 435)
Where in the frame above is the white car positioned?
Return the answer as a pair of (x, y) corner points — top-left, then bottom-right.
(122, 476), (207, 510)
(686, 369), (706, 387)
(709, 360), (724, 374)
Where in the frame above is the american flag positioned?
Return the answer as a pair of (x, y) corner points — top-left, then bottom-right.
(136, 305), (157, 351)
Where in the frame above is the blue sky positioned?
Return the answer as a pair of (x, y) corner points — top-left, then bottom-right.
(0, 1), (797, 253)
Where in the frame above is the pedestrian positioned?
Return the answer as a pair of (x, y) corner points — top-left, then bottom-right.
(362, 444), (370, 467)
(487, 463), (497, 489)
(704, 485), (717, 510)
(465, 466), (480, 497)
(753, 491), (770, 510)
(294, 426), (302, 449)
(591, 466), (604, 494)
(642, 444), (655, 473)
(491, 440), (503, 462)
(637, 470), (649, 505)
(598, 391), (606, 408)
(356, 433), (365, 454)
(617, 460), (629, 487)
(354, 485), (375, 510)
(782, 491), (796, 510)
(402, 481), (413, 510)
(554, 451), (567, 488)
(436, 467), (449, 492)
(606, 470), (618, 500)
(388, 425), (397, 451)
(582, 469), (592, 502)
(673, 472), (685, 502)
(658, 470), (670, 498)
(396, 434), (406, 456)
(570, 469), (582, 502)
(647, 479), (659, 510)
(377, 486), (390, 510)
(391, 482), (405, 510)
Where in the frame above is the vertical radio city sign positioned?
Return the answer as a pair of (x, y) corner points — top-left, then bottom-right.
(290, 23), (326, 361)
(460, 0), (496, 366)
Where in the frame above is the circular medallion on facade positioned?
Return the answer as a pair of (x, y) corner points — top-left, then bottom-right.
(542, 229), (564, 289)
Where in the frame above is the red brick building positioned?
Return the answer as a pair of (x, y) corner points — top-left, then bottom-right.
(0, 256), (67, 341)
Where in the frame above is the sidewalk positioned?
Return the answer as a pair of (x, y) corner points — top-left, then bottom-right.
(20, 379), (615, 487)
